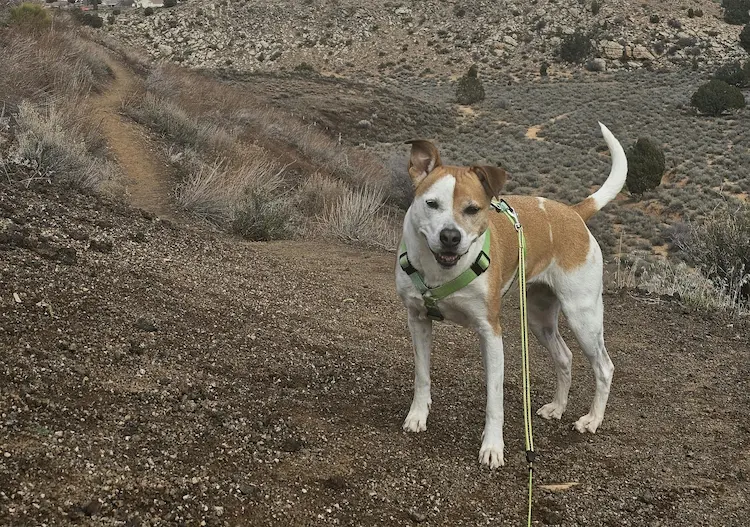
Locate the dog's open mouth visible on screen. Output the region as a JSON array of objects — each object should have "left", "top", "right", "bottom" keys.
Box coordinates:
[{"left": 433, "top": 251, "right": 461, "bottom": 268}]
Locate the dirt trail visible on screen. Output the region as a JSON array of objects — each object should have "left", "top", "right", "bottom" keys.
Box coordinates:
[{"left": 92, "top": 53, "right": 180, "bottom": 220}]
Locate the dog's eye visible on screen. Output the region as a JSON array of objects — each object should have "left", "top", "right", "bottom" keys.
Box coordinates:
[
  {"left": 464, "top": 205, "right": 481, "bottom": 215},
  {"left": 425, "top": 199, "right": 439, "bottom": 210}
]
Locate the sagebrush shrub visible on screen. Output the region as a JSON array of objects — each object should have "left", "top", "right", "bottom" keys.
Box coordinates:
[
  {"left": 9, "top": 2, "right": 51, "bottom": 32},
  {"left": 164, "top": 0, "right": 177, "bottom": 7},
  {"left": 232, "top": 190, "right": 298, "bottom": 241},
  {"left": 690, "top": 80, "right": 746, "bottom": 116},
  {"left": 675, "top": 205, "right": 750, "bottom": 302},
  {"left": 559, "top": 31, "right": 591, "bottom": 63},
  {"left": 626, "top": 138, "right": 665, "bottom": 195},
  {"left": 455, "top": 64, "right": 485, "bottom": 105},
  {"left": 722, "top": 0, "right": 750, "bottom": 24}
]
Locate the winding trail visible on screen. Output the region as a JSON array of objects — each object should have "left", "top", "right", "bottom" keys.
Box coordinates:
[{"left": 91, "top": 53, "right": 180, "bottom": 220}]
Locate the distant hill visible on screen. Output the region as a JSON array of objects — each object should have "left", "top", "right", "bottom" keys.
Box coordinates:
[{"left": 103, "top": 0, "right": 748, "bottom": 77}]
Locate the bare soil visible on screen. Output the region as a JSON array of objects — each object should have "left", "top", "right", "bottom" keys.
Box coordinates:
[
  {"left": 90, "top": 54, "right": 181, "bottom": 222},
  {"left": 1, "top": 55, "right": 749, "bottom": 527}
]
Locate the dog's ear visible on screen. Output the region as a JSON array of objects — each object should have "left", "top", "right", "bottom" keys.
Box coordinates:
[
  {"left": 471, "top": 165, "right": 507, "bottom": 199},
  {"left": 405, "top": 139, "right": 442, "bottom": 188}
]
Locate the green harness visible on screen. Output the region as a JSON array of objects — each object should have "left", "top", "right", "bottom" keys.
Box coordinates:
[
  {"left": 399, "top": 198, "right": 536, "bottom": 527},
  {"left": 398, "top": 230, "right": 491, "bottom": 321}
]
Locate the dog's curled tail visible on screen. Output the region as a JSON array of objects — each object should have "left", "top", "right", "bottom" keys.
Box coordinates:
[{"left": 573, "top": 122, "right": 628, "bottom": 222}]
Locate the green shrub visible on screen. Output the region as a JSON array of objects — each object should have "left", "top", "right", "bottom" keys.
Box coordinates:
[
  {"left": 713, "top": 61, "right": 750, "bottom": 88},
  {"left": 455, "top": 64, "right": 485, "bottom": 105},
  {"left": 741, "top": 24, "right": 750, "bottom": 52},
  {"left": 626, "top": 138, "right": 665, "bottom": 195},
  {"left": 722, "top": 0, "right": 750, "bottom": 24},
  {"left": 9, "top": 2, "right": 52, "bottom": 32},
  {"left": 591, "top": 1, "right": 601, "bottom": 15},
  {"left": 649, "top": 14, "right": 660, "bottom": 23},
  {"left": 144, "top": 6, "right": 154, "bottom": 16},
  {"left": 690, "top": 80, "right": 746, "bottom": 116},
  {"left": 72, "top": 9, "right": 104, "bottom": 28},
  {"left": 540, "top": 61, "right": 549, "bottom": 76},
  {"left": 559, "top": 31, "right": 592, "bottom": 63},
  {"left": 675, "top": 205, "right": 750, "bottom": 302},
  {"left": 164, "top": 0, "right": 177, "bottom": 7},
  {"left": 232, "top": 190, "right": 297, "bottom": 241}
]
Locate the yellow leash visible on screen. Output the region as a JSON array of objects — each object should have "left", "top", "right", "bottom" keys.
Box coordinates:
[{"left": 492, "top": 199, "right": 535, "bottom": 527}]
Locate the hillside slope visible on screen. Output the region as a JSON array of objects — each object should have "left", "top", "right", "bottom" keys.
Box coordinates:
[
  {"left": 1, "top": 129, "right": 749, "bottom": 527},
  {"left": 104, "top": 0, "right": 749, "bottom": 77}
]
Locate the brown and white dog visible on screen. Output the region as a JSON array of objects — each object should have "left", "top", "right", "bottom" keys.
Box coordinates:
[{"left": 395, "top": 123, "right": 627, "bottom": 468}]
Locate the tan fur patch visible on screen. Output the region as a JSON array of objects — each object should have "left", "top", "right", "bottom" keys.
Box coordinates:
[
  {"left": 572, "top": 196, "right": 598, "bottom": 222},
  {"left": 451, "top": 168, "right": 491, "bottom": 237},
  {"left": 482, "top": 196, "right": 592, "bottom": 333}
]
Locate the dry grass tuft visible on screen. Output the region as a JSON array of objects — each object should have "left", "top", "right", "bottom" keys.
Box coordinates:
[
  {"left": 125, "top": 93, "right": 237, "bottom": 156},
  {"left": 6, "top": 100, "right": 116, "bottom": 189},
  {"left": 319, "top": 186, "right": 401, "bottom": 250}
]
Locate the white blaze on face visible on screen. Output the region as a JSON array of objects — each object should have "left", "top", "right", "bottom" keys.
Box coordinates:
[{"left": 412, "top": 175, "right": 475, "bottom": 255}]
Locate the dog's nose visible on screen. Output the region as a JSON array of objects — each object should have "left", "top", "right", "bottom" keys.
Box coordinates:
[{"left": 439, "top": 228, "right": 462, "bottom": 249}]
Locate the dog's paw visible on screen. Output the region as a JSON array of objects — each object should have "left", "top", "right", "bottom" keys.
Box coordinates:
[
  {"left": 573, "top": 413, "right": 603, "bottom": 434},
  {"left": 403, "top": 410, "right": 428, "bottom": 432},
  {"left": 478, "top": 442, "right": 505, "bottom": 469},
  {"left": 537, "top": 402, "right": 566, "bottom": 420}
]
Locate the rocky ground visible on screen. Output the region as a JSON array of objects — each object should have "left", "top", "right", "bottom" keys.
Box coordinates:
[
  {"left": 100, "top": 0, "right": 749, "bottom": 78},
  {"left": 1, "top": 166, "right": 749, "bottom": 526}
]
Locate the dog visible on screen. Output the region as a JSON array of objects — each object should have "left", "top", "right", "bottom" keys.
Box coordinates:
[{"left": 395, "top": 123, "right": 627, "bottom": 468}]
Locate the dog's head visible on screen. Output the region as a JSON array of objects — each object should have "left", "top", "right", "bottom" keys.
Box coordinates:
[{"left": 406, "top": 140, "right": 507, "bottom": 268}]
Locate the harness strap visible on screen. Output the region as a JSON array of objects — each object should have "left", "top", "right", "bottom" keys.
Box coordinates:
[{"left": 398, "top": 230, "right": 491, "bottom": 320}]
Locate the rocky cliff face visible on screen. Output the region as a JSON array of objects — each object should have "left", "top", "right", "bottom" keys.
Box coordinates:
[{"left": 106, "top": 0, "right": 747, "bottom": 77}]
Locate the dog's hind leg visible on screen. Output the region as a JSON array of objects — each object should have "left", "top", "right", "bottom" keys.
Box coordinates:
[
  {"left": 403, "top": 309, "right": 433, "bottom": 433},
  {"left": 527, "top": 284, "right": 572, "bottom": 420},
  {"left": 560, "top": 282, "right": 614, "bottom": 434}
]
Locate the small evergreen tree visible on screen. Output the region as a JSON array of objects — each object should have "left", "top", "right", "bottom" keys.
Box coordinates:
[
  {"left": 722, "top": 0, "right": 750, "bottom": 24},
  {"left": 559, "top": 31, "right": 592, "bottom": 63},
  {"left": 691, "top": 80, "right": 746, "bottom": 116},
  {"left": 740, "top": 23, "right": 750, "bottom": 52},
  {"left": 713, "top": 61, "right": 750, "bottom": 88},
  {"left": 455, "top": 64, "right": 485, "bottom": 105},
  {"left": 626, "top": 138, "right": 665, "bottom": 195}
]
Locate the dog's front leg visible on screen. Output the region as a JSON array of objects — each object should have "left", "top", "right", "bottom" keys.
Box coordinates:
[
  {"left": 478, "top": 326, "right": 505, "bottom": 468},
  {"left": 403, "top": 309, "right": 432, "bottom": 432}
]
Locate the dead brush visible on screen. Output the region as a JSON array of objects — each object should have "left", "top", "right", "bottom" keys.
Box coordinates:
[
  {"left": 0, "top": 28, "right": 112, "bottom": 102},
  {"left": 12, "top": 99, "right": 117, "bottom": 188},
  {"left": 319, "top": 185, "right": 401, "bottom": 250},
  {"left": 124, "top": 93, "right": 237, "bottom": 155}
]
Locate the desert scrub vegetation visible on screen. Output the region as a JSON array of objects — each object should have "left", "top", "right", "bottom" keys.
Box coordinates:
[
  {"left": 626, "top": 138, "right": 665, "bottom": 195},
  {"left": 690, "top": 80, "right": 746, "bottom": 116},
  {"left": 615, "top": 258, "right": 748, "bottom": 315},
  {"left": 713, "top": 61, "right": 750, "bottom": 88},
  {"left": 7, "top": 2, "right": 51, "bottom": 33},
  {"left": 674, "top": 204, "right": 750, "bottom": 304},
  {"left": 455, "top": 64, "right": 485, "bottom": 105},
  {"left": 741, "top": 24, "right": 750, "bottom": 53},
  {"left": 128, "top": 65, "right": 401, "bottom": 247},
  {"left": 4, "top": 100, "right": 117, "bottom": 188},
  {"left": 559, "top": 31, "right": 592, "bottom": 63},
  {"left": 722, "top": 0, "right": 750, "bottom": 24},
  {"left": 0, "top": 8, "right": 116, "bottom": 189}
]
